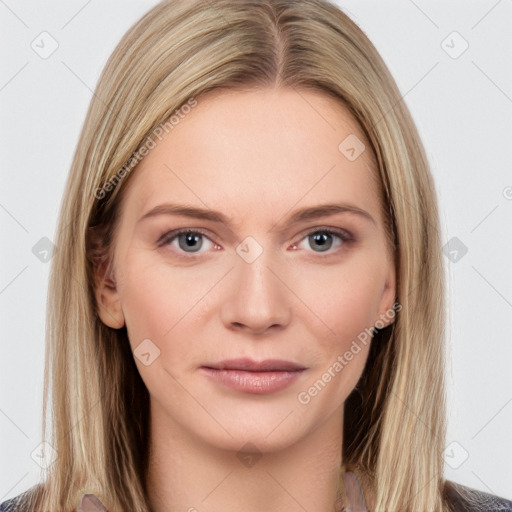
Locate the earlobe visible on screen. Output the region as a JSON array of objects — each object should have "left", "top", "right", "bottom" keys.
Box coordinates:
[{"left": 94, "top": 262, "right": 125, "bottom": 329}]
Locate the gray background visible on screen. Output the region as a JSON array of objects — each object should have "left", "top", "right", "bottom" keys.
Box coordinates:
[{"left": 1, "top": 0, "right": 511, "bottom": 503}]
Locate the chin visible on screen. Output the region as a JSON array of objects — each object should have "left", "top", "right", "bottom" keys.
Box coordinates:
[
  {"left": 199, "top": 426, "right": 305, "bottom": 455},
  {"left": 184, "top": 402, "right": 323, "bottom": 455}
]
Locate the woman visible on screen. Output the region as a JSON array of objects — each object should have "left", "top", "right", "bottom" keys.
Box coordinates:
[{"left": 1, "top": 0, "right": 510, "bottom": 511}]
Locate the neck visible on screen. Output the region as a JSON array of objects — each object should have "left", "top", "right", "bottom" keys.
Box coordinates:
[{"left": 146, "top": 401, "right": 345, "bottom": 512}]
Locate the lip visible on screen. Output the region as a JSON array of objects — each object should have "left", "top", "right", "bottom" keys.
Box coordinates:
[
  {"left": 205, "top": 358, "right": 306, "bottom": 372},
  {"left": 200, "top": 358, "right": 307, "bottom": 394}
]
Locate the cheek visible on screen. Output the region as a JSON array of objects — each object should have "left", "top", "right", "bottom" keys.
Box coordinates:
[
  {"left": 292, "top": 257, "right": 386, "bottom": 344},
  {"left": 114, "top": 254, "right": 217, "bottom": 399},
  {"left": 115, "top": 250, "right": 223, "bottom": 350},
  {"left": 292, "top": 258, "right": 385, "bottom": 398},
  {"left": 117, "top": 264, "right": 175, "bottom": 346}
]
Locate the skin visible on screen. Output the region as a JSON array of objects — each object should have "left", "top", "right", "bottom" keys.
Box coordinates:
[{"left": 95, "top": 87, "right": 395, "bottom": 512}]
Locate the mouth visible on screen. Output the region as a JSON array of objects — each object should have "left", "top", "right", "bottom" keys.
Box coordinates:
[{"left": 200, "top": 358, "right": 307, "bottom": 394}]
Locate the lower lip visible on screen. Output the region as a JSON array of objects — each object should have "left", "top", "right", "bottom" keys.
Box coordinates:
[{"left": 200, "top": 367, "right": 305, "bottom": 394}]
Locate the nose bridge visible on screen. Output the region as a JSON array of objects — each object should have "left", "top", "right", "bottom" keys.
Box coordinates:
[{"left": 237, "top": 239, "right": 277, "bottom": 295}]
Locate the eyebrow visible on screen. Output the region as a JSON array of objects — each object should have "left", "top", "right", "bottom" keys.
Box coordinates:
[{"left": 137, "top": 202, "right": 376, "bottom": 231}]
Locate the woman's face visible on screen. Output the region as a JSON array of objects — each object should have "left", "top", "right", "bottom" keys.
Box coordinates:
[{"left": 96, "top": 87, "right": 396, "bottom": 453}]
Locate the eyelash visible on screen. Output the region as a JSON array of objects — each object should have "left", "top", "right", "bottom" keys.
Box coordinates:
[{"left": 156, "top": 226, "right": 354, "bottom": 258}]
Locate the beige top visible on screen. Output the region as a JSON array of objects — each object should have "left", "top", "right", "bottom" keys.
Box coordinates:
[
  {"left": 77, "top": 494, "right": 106, "bottom": 512},
  {"left": 341, "top": 470, "right": 370, "bottom": 512}
]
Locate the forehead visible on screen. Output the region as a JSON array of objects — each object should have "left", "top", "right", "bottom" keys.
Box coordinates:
[{"left": 119, "top": 87, "right": 382, "bottom": 227}]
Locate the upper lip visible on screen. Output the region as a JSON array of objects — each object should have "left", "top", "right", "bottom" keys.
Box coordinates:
[{"left": 203, "top": 358, "right": 306, "bottom": 372}]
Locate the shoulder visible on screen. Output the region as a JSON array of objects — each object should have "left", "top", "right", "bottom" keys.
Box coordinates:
[
  {"left": 0, "top": 485, "right": 42, "bottom": 512},
  {"left": 444, "top": 479, "right": 512, "bottom": 512},
  {"left": 2, "top": 481, "right": 512, "bottom": 512},
  {"left": 0, "top": 494, "right": 24, "bottom": 512}
]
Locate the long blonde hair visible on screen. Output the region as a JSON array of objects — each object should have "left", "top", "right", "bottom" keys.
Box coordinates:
[{"left": 19, "top": 0, "right": 452, "bottom": 510}]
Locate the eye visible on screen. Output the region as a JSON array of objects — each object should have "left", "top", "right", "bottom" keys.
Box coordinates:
[
  {"left": 157, "top": 226, "right": 353, "bottom": 257},
  {"left": 157, "top": 229, "right": 218, "bottom": 254},
  {"left": 292, "top": 227, "right": 353, "bottom": 254}
]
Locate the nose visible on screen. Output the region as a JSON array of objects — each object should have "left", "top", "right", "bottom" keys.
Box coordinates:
[{"left": 219, "top": 247, "right": 291, "bottom": 336}]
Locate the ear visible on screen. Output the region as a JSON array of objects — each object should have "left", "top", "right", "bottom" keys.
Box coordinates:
[
  {"left": 374, "top": 258, "right": 398, "bottom": 329},
  {"left": 93, "top": 258, "right": 125, "bottom": 329}
]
